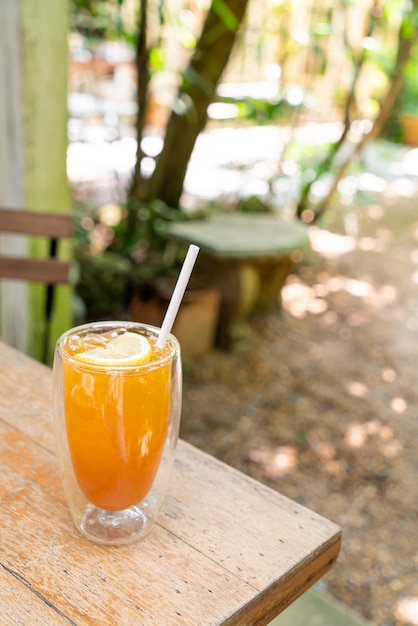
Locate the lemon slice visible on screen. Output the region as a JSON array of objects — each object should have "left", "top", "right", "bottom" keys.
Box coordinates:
[{"left": 75, "top": 332, "right": 152, "bottom": 366}]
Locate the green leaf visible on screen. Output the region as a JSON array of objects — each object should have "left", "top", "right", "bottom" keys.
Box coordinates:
[
  {"left": 212, "top": 0, "right": 240, "bottom": 33},
  {"left": 297, "top": 431, "right": 309, "bottom": 444}
]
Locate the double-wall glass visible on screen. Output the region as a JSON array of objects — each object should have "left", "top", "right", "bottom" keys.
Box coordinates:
[{"left": 53, "top": 321, "right": 182, "bottom": 545}]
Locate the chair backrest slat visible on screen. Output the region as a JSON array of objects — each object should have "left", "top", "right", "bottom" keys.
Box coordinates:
[
  {"left": 0, "top": 208, "right": 73, "bottom": 238},
  {"left": 0, "top": 257, "right": 70, "bottom": 284},
  {"left": 0, "top": 207, "right": 72, "bottom": 284}
]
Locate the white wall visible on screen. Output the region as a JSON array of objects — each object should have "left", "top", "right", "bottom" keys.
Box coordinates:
[{"left": 0, "top": 1, "right": 27, "bottom": 353}]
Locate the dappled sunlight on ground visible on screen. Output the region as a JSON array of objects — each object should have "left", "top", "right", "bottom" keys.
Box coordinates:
[
  {"left": 248, "top": 410, "right": 404, "bottom": 487},
  {"left": 308, "top": 228, "right": 356, "bottom": 258},
  {"left": 344, "top": 420, "right": 402, "bottom": 458},
  {"left": 280, "top": 280, "right": 329, "bottom": 317},
  {"left": 181, "top": 192, "right": 418, "bottom": 626},
  {"left": 346, "top": 381, "right": 368, "bottom": 397},
  {"left": 395, "top": 597, "right": 418, "bottom": 626},
  {"left": 247, "top": 445, "right": 298, "bottom": 477},
  {"left": 282, "top": 269, "right": 398, "bottom": 320}
]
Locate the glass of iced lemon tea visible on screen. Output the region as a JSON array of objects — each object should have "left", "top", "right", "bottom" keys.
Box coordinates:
[{"left": 52, "top": 321, "right": 182, "bottom": 545}]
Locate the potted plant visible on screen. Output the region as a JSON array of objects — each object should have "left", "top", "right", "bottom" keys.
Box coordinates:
[
  {"left": 74, "top": 199, "right": 220, "bottom": 359},
  {"left": 399, "top": 45, "right": 418, "bottom": 145}
]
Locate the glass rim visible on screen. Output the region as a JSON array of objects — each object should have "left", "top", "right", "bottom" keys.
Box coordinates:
[{"left": 56, "top": 320, "right": 180, "bottom": 371}]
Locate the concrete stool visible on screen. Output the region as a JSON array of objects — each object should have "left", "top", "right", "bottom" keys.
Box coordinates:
[{"left": 166, "top": 213, "right": 309, "bottom": 348}]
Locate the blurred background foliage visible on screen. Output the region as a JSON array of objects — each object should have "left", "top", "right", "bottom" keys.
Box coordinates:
[{"left": 68, "top": 0, "right": 418, "bottom": 317}]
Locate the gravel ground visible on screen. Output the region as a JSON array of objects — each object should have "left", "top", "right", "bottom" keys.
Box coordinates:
[{"left": 180, "top": 196, "right": 418, "bottom": 626}]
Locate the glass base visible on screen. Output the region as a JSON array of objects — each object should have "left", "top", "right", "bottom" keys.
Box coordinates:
[{"left": 79, "top": 504, "right": 152, "bottom": 545}]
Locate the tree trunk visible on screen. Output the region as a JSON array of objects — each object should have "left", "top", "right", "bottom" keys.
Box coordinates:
[
  {"left": 130, "top": 0, "right": 149, "bottom": 204},
  {"left": 143, "top": 0, "right": 250, "bottom": 208},
  {"left": 297, "top": 0, "right": 418, "bottom": 222},
  {"left": 311, "top": 27, "right": 418, "bottom": 223}
]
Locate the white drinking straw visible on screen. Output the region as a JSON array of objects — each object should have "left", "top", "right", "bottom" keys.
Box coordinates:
[{"left": 156, "top": 244, "right": 200, "bottom": 348}]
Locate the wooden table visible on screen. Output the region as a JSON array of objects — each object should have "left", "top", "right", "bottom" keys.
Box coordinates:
[{"left": 0, "top": 340, "right": 341, "bottom": 625}]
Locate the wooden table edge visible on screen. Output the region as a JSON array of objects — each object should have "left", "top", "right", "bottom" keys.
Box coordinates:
[{"left": 223, "top": 530, "right": 342, "bottom": 626}]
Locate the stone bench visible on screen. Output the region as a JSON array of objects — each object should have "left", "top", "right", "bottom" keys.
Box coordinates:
[{"left": 166, "top": 213, "right": 310, "bottom": 349}]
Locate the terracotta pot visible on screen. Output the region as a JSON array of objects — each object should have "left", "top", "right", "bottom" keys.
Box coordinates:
[
  {"left": 400, "top": 113, "right": 418, "bottom": 146},
  {"left": 128, "top": 279, "right": 220, "bottom": 359}
]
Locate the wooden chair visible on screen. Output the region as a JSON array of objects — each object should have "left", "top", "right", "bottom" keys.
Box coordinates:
[{"left": 0, "top": 207, "right": 73, "bottom": 362}]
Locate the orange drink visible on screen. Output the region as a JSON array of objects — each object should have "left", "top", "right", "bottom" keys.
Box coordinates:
[
  {"left": 53, "top": 322, "right": 182, "bottom": 545},
  {"left": 62, "top": 332, "right": 172, "bottom": 511}
]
